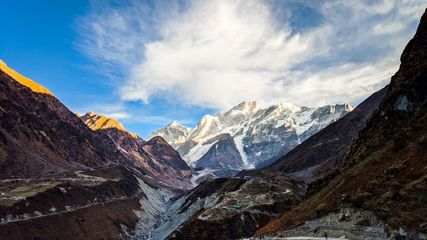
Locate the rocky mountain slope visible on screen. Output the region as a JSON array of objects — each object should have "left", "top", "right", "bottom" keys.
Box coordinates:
[{"left": 151, "top": 101, "right": 353, "bottom": 180}]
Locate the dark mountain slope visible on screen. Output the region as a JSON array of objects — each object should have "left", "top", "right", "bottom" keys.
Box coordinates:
[
  {"left": 142, "top": 136, "right": 191, "bottom": 174},
  {"left": 258, "top": 9, "right": 427, "bottom": 236}
]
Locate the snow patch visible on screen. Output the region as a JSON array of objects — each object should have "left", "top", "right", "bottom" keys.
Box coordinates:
[{"left": 233, "top": 132, "right": 253, "bottom": 169}]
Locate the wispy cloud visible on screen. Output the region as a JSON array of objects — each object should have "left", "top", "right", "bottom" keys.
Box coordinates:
[
  {"left": 74, "top": 101, "right": 194, "bottom": 127},
  {"left": 76, "top": 0, "right": 424, "bottom": 109}
]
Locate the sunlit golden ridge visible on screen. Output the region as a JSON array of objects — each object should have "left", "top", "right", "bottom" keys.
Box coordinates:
[{"left": 0, "top": 60, "right": 53, "bottom": 96}]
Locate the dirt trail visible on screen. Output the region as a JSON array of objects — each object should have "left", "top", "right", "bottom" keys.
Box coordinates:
[{"left": 0, "top": 195, "right": 136, "bottom": 225}]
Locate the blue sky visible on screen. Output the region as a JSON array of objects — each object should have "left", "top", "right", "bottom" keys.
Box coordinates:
[{"left": 0, "top": 0, "right": 424, "bottom": 138}]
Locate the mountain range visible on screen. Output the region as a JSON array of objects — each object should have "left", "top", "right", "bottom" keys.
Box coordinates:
[{"left": 150, "top": 101, "right": 352, "bottom": 181}]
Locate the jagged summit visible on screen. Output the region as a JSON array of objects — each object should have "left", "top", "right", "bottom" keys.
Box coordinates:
[
  {"left": 148, "top": 120, "right": 192, "bottom": 148},
  {"left": 0, "top": 60, "right": 52, "bottom": 96},
  {"left": 229, "top": 101, "right": 259, "bottom": 113},
  {"left": 269, "top": 102, "right": 301, "bottom": 115},
  {"left": 81, "top": 112, "right": 126, "bottom": 131}
]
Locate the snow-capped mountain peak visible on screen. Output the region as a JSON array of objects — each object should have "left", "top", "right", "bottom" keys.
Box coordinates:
[
  {"left": 149, "top": 121, "right": 192, "bottom": 148},
  {"left": 187, "top": 114, "right": 219, "bottom": 141},
  {"left": 150, "top": 101, "right": 353, "bottom": 182},
  {"left": 168, "top": 120, "right": 180, "bottom": 127}
]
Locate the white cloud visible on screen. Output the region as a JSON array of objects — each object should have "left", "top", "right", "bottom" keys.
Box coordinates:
[
  {"left": 77, "top": 0, "right": 425, "bottom": 109},
  {"left": 283, "top": 59, "right": 399, "bottom": 106}
]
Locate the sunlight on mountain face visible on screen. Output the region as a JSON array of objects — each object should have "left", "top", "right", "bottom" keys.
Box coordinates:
[
  {"left": 0, "top": 60, "right": 52, "bottom": 96},
  {"left": 80, "top": 111, "right": 140, "bottom": 139},
  {"left": 81, "top": 111, "right": 126, "bottom": 131}
]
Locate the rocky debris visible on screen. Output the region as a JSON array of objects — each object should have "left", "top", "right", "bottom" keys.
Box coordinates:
[{"left": 274, "top": 208, "right": 390, "bottom": 240}]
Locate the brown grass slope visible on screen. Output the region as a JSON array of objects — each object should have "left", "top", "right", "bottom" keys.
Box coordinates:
[{"left": 258, "top": 9, "right": 427, "bottom": 235}]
